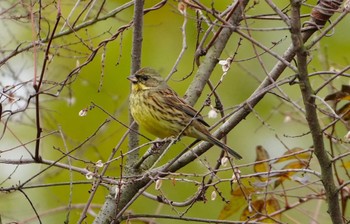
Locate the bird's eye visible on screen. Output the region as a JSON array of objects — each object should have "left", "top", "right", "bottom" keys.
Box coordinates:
[{"left": 141, "top": 75, "right": 149, "bottom": 81}]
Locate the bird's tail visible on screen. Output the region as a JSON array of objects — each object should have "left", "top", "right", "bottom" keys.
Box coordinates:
[
  {"left": 207, "top": 134, "right": 242, "bottom": 159},
  {"left": 193, "top": 128, "right": 242, "bottom": 159}
]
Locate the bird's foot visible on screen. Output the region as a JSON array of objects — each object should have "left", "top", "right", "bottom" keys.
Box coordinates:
[
  {"left": 151, "top": 137, "right": 179, "bottom": 152},
  {"left": 166, "top": 136, "right": 181, "bottom": 144},
  {"left": 151, "top": 139, "right": 169, "bottom": 153}
]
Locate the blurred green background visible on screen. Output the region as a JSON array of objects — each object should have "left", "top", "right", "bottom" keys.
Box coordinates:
[{"left": 1, "top": 0, "right": 349, "bottom": 223}]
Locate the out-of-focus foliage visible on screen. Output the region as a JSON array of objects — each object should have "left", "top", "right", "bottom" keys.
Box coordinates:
[{"left": 0, "top": 0, "right": 349, "bottom": 223}]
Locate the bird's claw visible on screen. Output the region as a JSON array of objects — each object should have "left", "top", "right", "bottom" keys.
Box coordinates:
[{"left": 151, "top": 137, "right": 179, "bottom": 152}]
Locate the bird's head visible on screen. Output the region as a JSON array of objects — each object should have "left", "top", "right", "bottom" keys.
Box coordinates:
[{"left": 127, "top": 67, "right": 166, "bottom": 91}]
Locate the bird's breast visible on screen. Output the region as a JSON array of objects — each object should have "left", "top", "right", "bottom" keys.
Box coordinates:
[{"left": 130, "top": 91, "right": 181, "bottom": 138}]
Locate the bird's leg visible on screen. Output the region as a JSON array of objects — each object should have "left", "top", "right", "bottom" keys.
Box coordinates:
[
  {"left": 165, "top": 136, "right": 181, "bottom": 144},
  {"left": 152, "top": 138, "right": 170, "bottom": 152},
  {"left": 152, "top": 137, "right": 179, "bottom": 149},
  {"left": 153, "top": 140, "right": 165, "bottom": 149}
]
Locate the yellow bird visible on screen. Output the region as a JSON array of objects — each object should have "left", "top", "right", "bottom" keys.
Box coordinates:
[{"left": 128, "top": 67, "right": 242, "bottom": 159}]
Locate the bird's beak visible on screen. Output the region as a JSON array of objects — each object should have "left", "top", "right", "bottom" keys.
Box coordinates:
[{"left": 127, "top": 75, "right": 138, "bottom": 83}]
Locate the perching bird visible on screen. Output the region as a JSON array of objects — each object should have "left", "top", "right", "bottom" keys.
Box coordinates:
[{"left": 127, "top": 67, "right": 242, "bottom": 159}]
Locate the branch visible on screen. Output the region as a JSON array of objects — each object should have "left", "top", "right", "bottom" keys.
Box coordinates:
[
  {"left": 0, "top": 1, "right": 135, "bottom": 67},
  {"left": 33, "top": 4, "right": 61, "bottom": 162},
  {"left": 149, "top": 0, "right": 347, "bottom": 188},
  {"left": 93, "top": 0, "right": 146, "bottom": 223},
  {"left": 91, "top": 1, "right": 250, "bottom": 223},
  {"left": 290, "top": 0, "right": 343, "bottom": 223},
  {"left": 127, "top": 0, "right": 144, "bottom": 166},
  {"left": 184, "top": 0, "right": 249, "bottom": 106}
]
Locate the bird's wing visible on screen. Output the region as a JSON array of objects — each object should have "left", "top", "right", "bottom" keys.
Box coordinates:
[{"left": 161, "top": 88, "right": 210, "bottom": 127}]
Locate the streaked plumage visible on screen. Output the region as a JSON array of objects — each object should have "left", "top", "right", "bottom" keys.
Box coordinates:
[{"left": 128, "top": 67, "right": 242, "bottom": 159}]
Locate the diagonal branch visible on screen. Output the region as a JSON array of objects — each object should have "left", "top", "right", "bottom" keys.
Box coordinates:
[
  {"left": 290, "top": 0, "right": 343, "bottom": 223},
  {"left": 162, "top": 0, "right": 346, "bottom": 182}
]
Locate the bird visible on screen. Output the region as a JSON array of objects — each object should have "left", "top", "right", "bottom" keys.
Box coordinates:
[{"left": 127, "top": 67, "right": 242, "bottom": 159}]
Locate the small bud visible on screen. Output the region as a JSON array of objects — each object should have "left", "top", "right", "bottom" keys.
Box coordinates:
[
  {"left": 85, "top": 171, "right": 93, "bottom": 180},
  {"left": 211, "top": 190, "right": 217, "bottom": 201},
  {"left": 248, "top": 203, "right": 252, "bottom": 213},
  {"left": 79, "top": 108, "right": 88, "bottom": 117},
  {"left": 155, "top": 179, "right": 162, "bottom": 190},
  {"left": 231, "top": 173, "right": 237, "bottom": 183},
  {"left": 219, "top": 57, "right": 233, "bottom": 73},
  {"left": 221, "top": 156, "right": 229, "bottom": 167},
  {"left": 218, "top": 60, "right": 230, "bottom": 72},
  {"left": 247, "top": 194, "right": 252, "bottom": 212},
  {"left": 208, "top": 109, "right": 218, "bottom": 119},
  {"left": 178, "top": 2, "right": 186, "bottom": 14},
  {"left": 283, "top": 115, "right": 292, "bottom": 123},
  {"left": 232, "top": 168, "right": 241, "bottom": 182},
  {"left": 114, "top": 186, "right": 120, "bottom": 199},
  {"left": 95, "top": 160, "right": 104, "bottom": 168}
]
